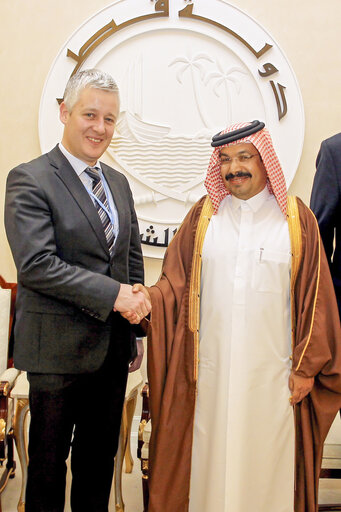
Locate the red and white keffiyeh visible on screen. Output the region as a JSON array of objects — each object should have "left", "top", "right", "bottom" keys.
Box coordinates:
[{"left": 204, "top": 122, "right": 288, "bottom": 216}]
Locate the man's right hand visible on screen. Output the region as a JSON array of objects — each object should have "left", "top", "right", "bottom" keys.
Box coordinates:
[
  {"left": 113, "top": 283, "right": 151, "bottom": 324},
  {"left": 120, "top": 284, "right": 151, "bottom": 324},
  {"left": 132, "top": 283, "right": 151, "bottom": 301}
]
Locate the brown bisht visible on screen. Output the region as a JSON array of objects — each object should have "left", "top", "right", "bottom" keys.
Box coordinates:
[{"left": 146, "top": 195, "right": 341, "bottom": 512}]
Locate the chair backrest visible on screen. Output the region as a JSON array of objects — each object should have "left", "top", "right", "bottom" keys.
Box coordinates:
[{"left": 0, "top": 276, "right": 17, "bottom": 372}]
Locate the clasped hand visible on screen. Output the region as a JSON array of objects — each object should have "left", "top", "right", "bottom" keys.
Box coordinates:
[{"left": 113, "top": 283, "right": 151, "bottom": 324}]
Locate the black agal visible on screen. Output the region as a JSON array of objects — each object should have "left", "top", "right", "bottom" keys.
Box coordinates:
[{"left": 211, "top": 120, "right": 265, "bottom": 147}]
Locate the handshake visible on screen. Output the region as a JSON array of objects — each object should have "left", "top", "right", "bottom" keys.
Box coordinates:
[{"left": 113, "top": 283, "right": 151, "bottom": 324}]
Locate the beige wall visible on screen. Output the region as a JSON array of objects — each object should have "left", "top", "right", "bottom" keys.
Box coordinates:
[{"left": 1, "top": 0, "right": 341, "bottom": 283}]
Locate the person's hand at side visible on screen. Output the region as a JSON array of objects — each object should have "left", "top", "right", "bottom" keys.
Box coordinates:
[
  {"left": 129, "top": 339, "right": 144, "bottom": 373},
  {"left": 289, "top": 372, "right": 314, "bottom": 406}
]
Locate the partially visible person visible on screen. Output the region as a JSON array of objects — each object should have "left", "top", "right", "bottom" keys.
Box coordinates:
[
  {"left": 128, "top": 121, "right": 341, "bottom": 512},
  {"left": 5, "top": 69, "right": 150, "bottom": 512},
  {"left": 310, "top": 132, "right": 341, "bottom": 317}
]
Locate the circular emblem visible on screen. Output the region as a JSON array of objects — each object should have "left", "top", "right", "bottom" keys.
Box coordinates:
[{"left": 39, "top": 0, "right": 304, "bottom": 258}]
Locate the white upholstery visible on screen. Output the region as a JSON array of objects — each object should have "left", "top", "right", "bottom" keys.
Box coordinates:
[
  {"left": 0, "top": 368, "right": 20, "bottom": 387},
  {"left": 0, "top": 288, "right": 11, "bottom": 374},
  {"left": 125, "top": 369, "right": 143, "bottom": 398},
  {"left": 9, "top": 371, "right": 28, "bottom": 399}
]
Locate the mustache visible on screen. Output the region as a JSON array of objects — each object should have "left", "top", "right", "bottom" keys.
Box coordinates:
[{"left": 225, "top": 171, "right": 252, "bottom": 181}]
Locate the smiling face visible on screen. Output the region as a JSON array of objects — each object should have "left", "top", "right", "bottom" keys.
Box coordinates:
[
  {"left": 220, "top": 142, "right": 268, "bottom": 200},
  {"left": 60, "top": 86, "right": 119, "bottom": 166}
]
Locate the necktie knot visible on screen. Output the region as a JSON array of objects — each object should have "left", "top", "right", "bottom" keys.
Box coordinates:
[{"left": 85, "top": 167, "right": 101, "bottom": 185}]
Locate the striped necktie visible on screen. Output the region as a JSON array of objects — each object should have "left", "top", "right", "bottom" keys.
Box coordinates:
[{"left": 85, "top": 167, "right": 115, "bottom": 254}]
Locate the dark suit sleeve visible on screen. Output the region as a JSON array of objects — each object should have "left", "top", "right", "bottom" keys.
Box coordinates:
[
  {"left": 127, "top": 185, "right": 144, "bottom": 286},
  {"left": 123, "top": 178, "right": 145, "bottom": 340},
  {"left": 310, "top": 140, "right": 341, "bottom": 265},
  {"left": 5, "top": 165, "right": 119, "bottom": 322}
]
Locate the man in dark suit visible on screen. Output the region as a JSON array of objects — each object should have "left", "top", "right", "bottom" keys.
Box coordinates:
[
  {"left": 5, "top": 68, "right": 150, "bottom": 512},
  {"left": 310, "top": 133, "right": 341, "bottom": 318}
]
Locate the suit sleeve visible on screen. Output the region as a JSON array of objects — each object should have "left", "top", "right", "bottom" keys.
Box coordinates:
[
  {"left": 122, "top": 175, "right": 145, "bottom": 339},
  {"left": 310, "top": 140, "right": 341, "bottom": 265},
  {"left": 5, "top": 165, "right": 119, "bottom": 322},
  {"left": 125, "top": 179, "right": 144, "bottom": 286}
]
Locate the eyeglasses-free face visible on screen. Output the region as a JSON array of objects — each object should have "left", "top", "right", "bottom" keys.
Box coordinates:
[{"left": 60, "top": 87, "right": 119, "bottom": 167}]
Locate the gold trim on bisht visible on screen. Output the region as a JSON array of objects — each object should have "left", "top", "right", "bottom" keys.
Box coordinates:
[
  {"left": 188, "top": 196, "right": 213, "bottom": 381},
  {"left": 287, "top": 196, "right": 303, "bottom": 354},
  {"left": 295, "top": 207, "right": 321, "bottom": 371}
]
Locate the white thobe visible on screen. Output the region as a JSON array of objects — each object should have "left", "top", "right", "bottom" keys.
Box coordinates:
[{"left": 189, "top": 187, "right": 295, "bottom": 512}]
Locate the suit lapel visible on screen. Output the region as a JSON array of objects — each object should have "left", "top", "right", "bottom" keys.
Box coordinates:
[{"left": 48, "top": 146, "right": 109, "bottom": 255}]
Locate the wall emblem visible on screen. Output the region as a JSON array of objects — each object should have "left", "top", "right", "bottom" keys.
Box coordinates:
[{"left": 39, "top": 0, "right": 304, "bottom": 258}]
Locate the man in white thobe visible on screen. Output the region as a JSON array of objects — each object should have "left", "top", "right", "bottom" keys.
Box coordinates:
[
  {"left": 126, "top": 121, "right": 341, "bottom": 512},
  {"left": 190, "top": 153, "right": 294, "bottom": 511}
]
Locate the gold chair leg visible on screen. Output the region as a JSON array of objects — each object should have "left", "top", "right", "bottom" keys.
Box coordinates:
[
  {"left": 124, "top": 390, "right": 138, "bottom": 474},
  {"left": 114, "top": 389, "right": 139, "bottom": 510},
  {"left": 13, "top": 398, "right": 29, "bottom": 512},
  {"left": 114, "top": 402, "right": 128, "bottom": 512}
]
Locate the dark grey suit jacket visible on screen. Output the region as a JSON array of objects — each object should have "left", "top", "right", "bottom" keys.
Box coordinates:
[
  {"left": 310, "top": 133, "right": 341, "bottom": 317},
  {"left": 5, "top": 145, "right": 144, "bottom": 374}
]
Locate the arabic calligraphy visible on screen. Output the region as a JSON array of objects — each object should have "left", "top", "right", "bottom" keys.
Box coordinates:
[
  {"left": 179, "top": 3, "right": 272, "bottom": 59},
  {"left": 179, "top": 3, "right": 288, "bottom": 122},
  {"left": 57, "top": 1, "right": 169, "bottom": 104},
  {"left": 179, "top": 3, "right": 288, "bottom": 121},
  {"left": 59, "top": 0, "right": 289, "bottom": 121},
  {"left": 140, "top": 226, "right": 177, "bottom": 247},
  {"left": 258, "top": 63, "right": 286, "bottom": 120},
  {"left": 269, "top": 81, "right": 287, "bottom": 120},
  {"left": 68, "top": 1, "right": 168, "bottom": 73},
  {"left": 258, "top": 63, "right": 278, "bottom": 77}
]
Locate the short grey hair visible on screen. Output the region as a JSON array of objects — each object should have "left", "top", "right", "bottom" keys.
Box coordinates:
[{"left": 63, "top": 69, "right": 120, "bottom": 111}]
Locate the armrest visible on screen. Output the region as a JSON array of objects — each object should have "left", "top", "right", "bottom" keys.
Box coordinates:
[
  {"left": 0, "top": 368, "right": 21, "bottom": 395},
  {"left": 125, "top": 369, "right": 143, "bottom": 399}
]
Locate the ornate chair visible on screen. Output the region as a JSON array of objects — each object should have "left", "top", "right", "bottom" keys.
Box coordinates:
[
  {"left": 114, "top": 368, "right": 144, "bottom": 512},
  {"left": 319, "top": 427, "right": 341, "bottom": 511},
  {"left": 11, "top": 371, "right": 143, "bottom": 512},
  {"left": 0, "top": 276, "right": 20, "bottom": 511},
  {"left": 137, "top": 383, "right": 151, "bottom": 512}
]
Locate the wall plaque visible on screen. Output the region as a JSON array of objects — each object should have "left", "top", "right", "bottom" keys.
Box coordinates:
[{"left": 39, "top": 0, "right": 304, "bottom": 257}]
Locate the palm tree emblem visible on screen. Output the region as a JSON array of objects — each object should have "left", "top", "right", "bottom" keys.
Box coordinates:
[
  {"left": 169, "top": 53, "right": 214, "bottom": 129},
  {"left": 170, "top": 53, "right": 247, "bottom": 127},
  {"left": 205, "top": 63, "right": 247, "bottom": 124}
]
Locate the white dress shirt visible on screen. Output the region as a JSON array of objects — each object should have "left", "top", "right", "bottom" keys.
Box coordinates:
[{"left": 59, "top": 143, "right": 119, "bottom": 241}]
